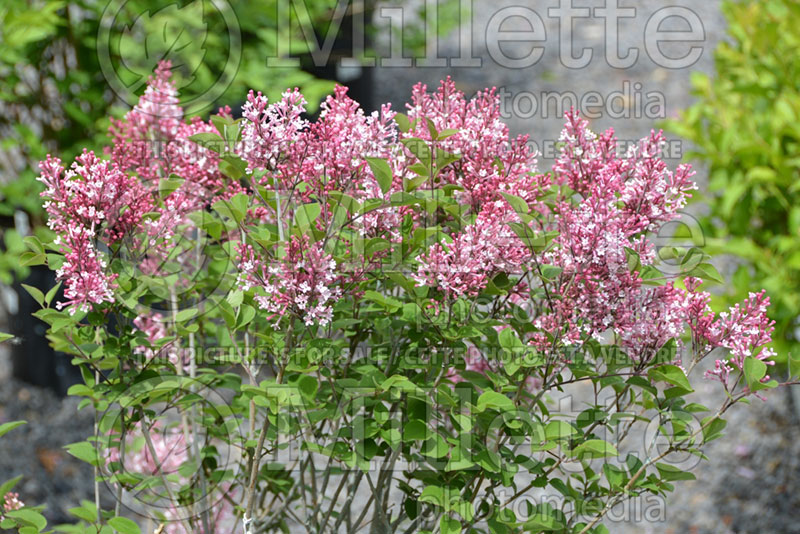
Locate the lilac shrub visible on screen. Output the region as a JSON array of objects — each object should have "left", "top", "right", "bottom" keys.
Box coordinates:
[{"left": 0, "top": 62, "right": 790, "bottom": 534}]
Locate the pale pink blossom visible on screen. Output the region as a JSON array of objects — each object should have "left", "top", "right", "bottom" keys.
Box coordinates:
[
  {"left": 0, "top": 492, "right": 23, "bottom": 521},
  {"left": 238, "top": 236, "right": 343, "bottom": 327}
]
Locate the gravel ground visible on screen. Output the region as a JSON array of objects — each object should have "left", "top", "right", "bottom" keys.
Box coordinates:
[
  {"left": 372, "top": 0, "right": 726, "bottom": 168},
  {"left": 609, "top": 368, "right": 800, "bottom": 534},
  {"left": 4, "top": 1, "right": 800, "bottom": 533},
  {"left": 0, "top": 368, "right": 100, "bottom": 525}
]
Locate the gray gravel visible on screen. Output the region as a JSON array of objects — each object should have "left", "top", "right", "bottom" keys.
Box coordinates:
[
  {"left": 608, "top": 368, "right": 800, "bottom": 534},
  {"left": 373, "top": 0, "right": 726, "bottom": 168},
  {"left": 0, "top": 373, "right": 99, "bottom": 525}
]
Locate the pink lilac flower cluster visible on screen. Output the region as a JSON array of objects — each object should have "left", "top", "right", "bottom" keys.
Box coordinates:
[
  {"left": 38, "top": 152, "right": 132, "bottom": 312},
  {"left": 40, "top": 62, "right": 776, "bottom": 390},
  {"left": 237, "top": 236, "right": 342, "bottom": 326},
  {"left": 412, "top": 108, "right": 773, "bottom": 386},
  {"left": 108, "top": 60, "right": 229, "bottom": 196},
  {"left": 107, "top": 421, "right": 188, "bottom": 478},
  {"left": 239, "top": 85, "right": 400, "bottom": 242},
  {"left": 533, "top": 114, "right": 699, "bottom": 359},
  {"left": 681, "top": 279, "right": 776, "bottom": 387},
  {"left": 0, "top": 492, "right": 23, "bottom": 521},
  {"left": 108, "top": 62, "right": 239, "bottom": 275},
  {"left": 38, "top": 61, "right": 232, "bottom": 313},
  {"left": 278, "top": 86, "right": 396, "bottom": 200},
  {"left": 235, "top": 86, "right": 399, "bottom": 323},
  {"left": 547, "top": 115, "right": 773, "bottom": 382},
  {"left": 239, "top": 88, "right": 308, "bottom": 172},
  {"left": 537, "top": 115, "right": 774, "bottom": 382},
  {"left": 403, "top": 80, "right": 543, "bottom": 299},
  {"left": 414, "top": 199, "right": 530, "bottom": 301},
  {"left": 402, "top": 78, "right": 539, "bottom": 210}
]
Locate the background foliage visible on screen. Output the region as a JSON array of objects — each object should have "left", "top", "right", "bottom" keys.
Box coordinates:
[{"left": 664, "top": 0, "right": 800, "bottom": 362}]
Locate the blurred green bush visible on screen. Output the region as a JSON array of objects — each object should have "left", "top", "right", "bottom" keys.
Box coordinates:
[{"left": 665, "top": 0, "right": 800, "bottom": 361}]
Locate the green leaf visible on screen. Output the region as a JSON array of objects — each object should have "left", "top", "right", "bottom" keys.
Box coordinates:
[
  {"left": 434, "top": 148, "right": 461, "bottom": 173},
  {"left": 401, "top": 137, "right": 432, "bottom": 166},
  {"left": 655, "top": 462, "right": 696, "bottom": 481},
  {"left": 476, "top": 391, "right": 515, "bottom": 413},
  {"left": 440, "top": 517, "right": 460, "bottom": 534},
  {"left": 65, "top": 441, "right": 100, "bottom": 467},
  {"left": 212, "top": 194, "right": 248, "bottom": 224},
  {"left": 603, "top": 463, "right": 626, "bottom": 489},
  {"left": 394, "top": 113, "right": 412, "bottom": 133},
  {"left": 507, "top": 222, "right": 548, "bottom": 251},
  {"left": 230, "top": 193, "right": 251, "bottom": 222},
  {"left": 236, "top": 304, "right": 256, "bottom": 328},
  {"left": 220, "top": 153, "right": 248, "bottom": 180},
  {"left": 328, "top": 191, "right": 361, "bottom": 215},
  {"left": 743, "top": 356, "right": 768, "bottom": 391},
  {"left": 572, "top": 439, "right": 619, "bottom": 460},
  {"left": 691, "top": 262, "right": 724, "bottom": 284},
  {"left": 789, "top": 353, "right": 800, "bottom": 380},
  {"left": 108, "top": 517, "right": 141, "bottom": 534},
  {"left": 539, "top": 264, "right": 562, "bottom": 280},
  {"left": 624, "top": 247, "right": 642, "bottom": 273},
  {"left": 648, "top": 364, "right": 693, "bottom": 392},
  {"left": 44, "top": 282, "right": 61, "bottom": 307},
  {"left": 701, "top": 416, "right": 727, "bottom": 442},
  {"left": 498, "top": 327, "right": 523, "bottom": 350},
  {"left": 6, "top": 509, "right": 46, "bottom": 531},
  {"left": 23, "top": 236, "right": 44, "bottom": 254},
  {"left": 218, "top": 119, "right": 241, "bottom": 149},
  {"left": 188, "top": 132, "right": 224, "bottom": 154},
  {"left": 19, "top": 251, "right": 46, "bottom": 267},
  {"left": 297, "top": 375, "right": 318, "bottom": 401},
  {"left": 380, "top": 375, "right": 421, "bottom": 393},
  {"left": 21, "top": 284, "right": 44, "bottom": 307},
  {"left": 68, "top": 504, "right": 97, "bottom": 523},
  {"left": 158, "top": 176, "right": 184, "bottom": 197},
  {"left": 0, "top": 332, "right": 14, "bottom": 343},
  {"left": 226, "top": 290, "right": 244, "bottom": 308},
  {"left": 522, "top": 512, "right": 564, "bottom": 531},
  {"left": 366, "top": 157, "right": 393, "bottom": 195},
  {"left": 500, "top": 192, "right": 529, "bottom": 215},
  {"left": 294, "top": 202, "right": 322, "bottom": 229},
  {"left": 403, "top": 420, "right": 427, "bottom": 442},
  {"left": 175, "top": 308, "right": 198, "bottom": 323},
  {"left": 363, "top": 290, "right": 402, "bottom": 312},
  {"left": 437, "top": 128, "right": 459, "bottom": 140},
  {"left": 545, "top": 420, "right": 579, "bottom": 441},
  {"left": 419, "top": 485, "right": 444, "bottom": 507},
  {"left": 0, "top": 421, "right": 26, "bottom": 438},
  {"left": 403, "top": 174, "right": 428, "bottom": 192}
]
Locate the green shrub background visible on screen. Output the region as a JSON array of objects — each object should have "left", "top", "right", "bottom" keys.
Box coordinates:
[{"left": 665, "top": 0, "right": 800, "bottom": 363}]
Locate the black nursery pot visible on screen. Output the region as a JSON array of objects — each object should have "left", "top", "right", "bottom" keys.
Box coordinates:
[
  {"left": 299, "top": 3, "right": 376, "bottom": 113},
  {"left": 11, "top": 264, "right": 81, "bottom": 396}
]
